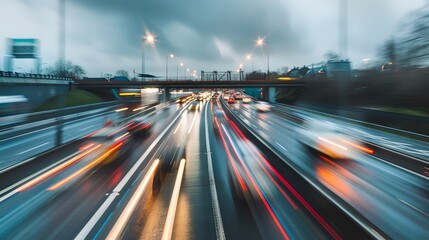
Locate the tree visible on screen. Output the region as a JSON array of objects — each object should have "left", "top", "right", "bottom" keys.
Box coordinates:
[
  {"left": 104, "top": 73, "right": 113, "bottom": 79},
  {"left": 46, "top": 60, "right": 86, "bottom": 79},
  {"left": 115, "top": 69, "right": 129, "bottom": 78},
  {"left": 324, "top": 51, "right": 340, "bottom": 61},
  {"left": 277, "top": 66, "right": 290, "bottom": 75},
  {"left": 379, "top": 38, "right": 397, "bottom": 64},
  {"left": 397, "top": 4, "right": 429, "bottom": 67}
]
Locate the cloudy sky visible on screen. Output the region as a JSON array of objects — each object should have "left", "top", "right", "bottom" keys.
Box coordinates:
[{"left": 0, "top": 0, "right": 426, "bottom": 77}]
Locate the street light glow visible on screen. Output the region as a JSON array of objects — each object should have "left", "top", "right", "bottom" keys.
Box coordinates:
[
  {"left": 145, "top": 33, "right": 155, "bottom": 44},
  {"left": 246, "top": 54, "right": 251, "bottom": 59},
  {"left": 170, "top": 54, "right": 174, "bottom": 58},
  {"left": 256, "top": 37, "right": 269, "bottom": 80}
]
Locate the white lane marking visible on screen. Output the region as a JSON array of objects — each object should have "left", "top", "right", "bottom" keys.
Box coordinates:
[
  {"left": 275, "top": 141, "right": 288, "bottom": 152},
  {"left": 78, "top": 125, "right": 95, "bottom": 132},
  {"left": 173, "top": 118, "right": 184, "bottom": 134},
  {"left": 204, "top": 101, "right": 226, "bottom": 240},
  {"left": 188, "top": 111, "right": 198, "bottom": 134},
  {"left": 75, "top": 193, "right": 118, "bottom": 240},
  {"left": 371, "top": 155, "right": 429, "bottom": 181},
  {"left": 0, "top": 125, "right": 55, "bottom": 143},
  {"left": 75, "top": 102, "right": 191, "bottom": 240},
  {"left": 0, "top": 151, "right": 81, "bottom": 203},
  {"left": 0, "top": 156, "right": 35, "bottom": 174},
  {"left": 161, "top": 159, "right": 186, "bottom": 240},
  {"left": 16, "top": 142, "right": 50, "bottom": 156},
  {"left": 106, "top": 160, "right": 159, "bottom": 239},
  {"left": 0, "top": 131, "right": 52, "bottom": 152},
  {"left": 398, "top": 198, "right": 429, "bottom": 218}
]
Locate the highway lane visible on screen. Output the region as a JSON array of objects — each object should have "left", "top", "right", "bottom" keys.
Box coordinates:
[
  {"left": 273, "top": 103, "right": 429, "bottom": 161},
  {"left": 225, "top": 98, "right": 429, "bottom": 239},
  {"left": 0, "top": 95, "right": 403, "bottom": 240},
  {"left": 120, "top": 98, "right": 336, "bottom": 239},
  {"left": 0, "top": 101, "right": 184, "bottom": 239},
  {"left": 0, "top": 103, "right": 155, "bottom": 172},
  {"left": 211, "top": 99, "right": 335, "bottom": 239},
  {"left": 0, "top": 112, "right": 118, "bottom": 172},
  {"left": 120, "top": 99, "right": 262, "bottom": 239}
]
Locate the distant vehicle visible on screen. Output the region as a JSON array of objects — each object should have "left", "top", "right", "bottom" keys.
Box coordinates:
[
  {"left": 254, "top": 101, "right": 271, "bottom": 112},
  {"left": 212, "top": 93, "right": 219, "bottom": 99},
  {"left": 227, "top": 97, "right": 235, "bottom": 103},
  {"left": 234, "top": 92, "right": 242, "bottom": 100},
  {"left": 141, "top": 88, "right": 160, "bottom": 105},
  {"left": 188, "top": 101, "right": 200, "bottom": 111},
  {"left": 197, "top": 95, "right": 204, "bottom": 101},
  {"left": 242, "top": 96, "right": 252, "bottom": 103},
  {"left": 223, "top": 94, "right": 230, "bottom": 100}
]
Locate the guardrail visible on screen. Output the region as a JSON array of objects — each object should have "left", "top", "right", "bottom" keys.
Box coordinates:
[
  {"left": 0, "top": 100, "right": 120, "bottom": 129},
  {"left": 0, "top": 71, "right": 72, "bottom": 81}
]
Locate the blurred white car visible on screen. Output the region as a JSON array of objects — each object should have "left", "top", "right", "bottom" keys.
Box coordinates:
[
  {"left": 242, "top": 96, "right": 252, "bottom": 103},
  {"left": 254, "top": 101, "right": 271, "bottom": 112},
  {"left": 298, "top": 119, "right": 361, "bottom": 160}
]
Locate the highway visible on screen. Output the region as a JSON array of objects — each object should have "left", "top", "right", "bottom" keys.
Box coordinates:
[
  {"left": 0, "top": 94, "right": 427, "bottom": 239},
  {"left": 224, "top": 97, "right": 429, "bottom": 239}
]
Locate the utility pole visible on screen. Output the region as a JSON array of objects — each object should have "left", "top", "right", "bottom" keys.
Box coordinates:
[
  {"left": 59, "top": 0, "right": 66, "bottom": 65},
  {"left": 339, "top": 0, "right": 348, "bottom": 59}
]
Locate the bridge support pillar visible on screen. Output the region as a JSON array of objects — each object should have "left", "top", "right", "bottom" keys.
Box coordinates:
[
  {"left": 268, "top": 87, "right": 276, "bottom": 103},
  {"left": 162, "top": 88, "right": 171, "bottom": 102},
  {"left": 261, "top": 87, "right": 277, "bottom": 102}
]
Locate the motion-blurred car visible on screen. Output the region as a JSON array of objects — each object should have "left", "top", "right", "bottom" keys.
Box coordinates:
[
  {"left": 242, "top": 96, "right": 252, "bottom": 103},
  {"left": 227, "top": 97, "right": 235, "bottom": 103},
  {"left": 234, "top": 92, "right": 243, "bottom": 100},
  {"left": 197, "top": 95, "right": 204, "bottom": 101},
  {"left": 298, "top": 119, "right": 361, "bottom": 160},
  {"left": 254, "top": 101, "right": 271, "bottom": 112},
  {"left": 127, "top": 120, "right": 153, "bottom": 137},
  {"left": 188, "top": 101, "right": 200, "bottom": 111}
]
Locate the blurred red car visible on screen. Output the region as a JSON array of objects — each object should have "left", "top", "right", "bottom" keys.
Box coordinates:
[
  {"left": 127, "top": 120, "right": 153, "bottom": 137},
  {"left": 227, "top": 97, "right": 235, "bottom": 103}
]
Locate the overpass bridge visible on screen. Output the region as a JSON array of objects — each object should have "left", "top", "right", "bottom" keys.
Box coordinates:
[
  {"left": 74, "top": 79, "right": 307, "bottom": 103},
  {"left": 73, "top": 79, "right": 307, "bottom": 88}
]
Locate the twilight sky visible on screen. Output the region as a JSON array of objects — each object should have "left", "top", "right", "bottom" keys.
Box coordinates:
[{"left": 0, "top": 0, "right": 426, "bottom": 77}]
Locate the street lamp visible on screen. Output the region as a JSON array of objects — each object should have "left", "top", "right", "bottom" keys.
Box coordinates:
[
  {"left": 142, "top": 31, "right": 156, "bottom": 80},
  {"left": 166, "top": 53, "right": 174, "bottom": 80},
  {"left": 256, "top": 37, "right": 269, "bottom": 81},
  {"left": 246, "top": 54, "right": 254, "bottom": 72},
  {"left": 177, "top": 62, "right": 184, "bottom": 81},
  {"left": 186, "top": 68, "right": 189, "bottom": 80}
]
